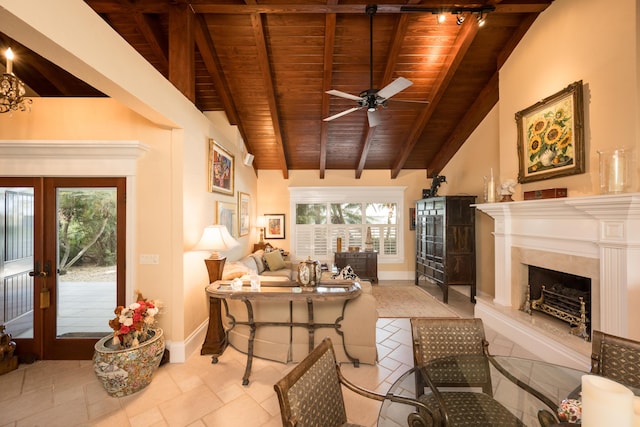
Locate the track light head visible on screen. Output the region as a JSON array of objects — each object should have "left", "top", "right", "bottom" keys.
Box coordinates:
[
  {"left": 477, "top": 12, "right": 486, "bottom": 27},
  {"left": 456, "top": 13, "right": 465, "bottom": 25},
  {"left": 437, "top": 13, "right": 446, "bottom": 24}
]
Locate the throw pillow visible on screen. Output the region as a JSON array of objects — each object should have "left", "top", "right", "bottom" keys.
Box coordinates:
[
  {"left": 251, "top": 250, "right": 266, "bottom": 273},
  {"left": 221, "top": 262, "right": 250, "bottom": 280},
  {"left": 332, "top": 265, "right": 358, "bottom": 280},
  {"left": 263, "top": 250, "right": 286, "bottom": 271}
]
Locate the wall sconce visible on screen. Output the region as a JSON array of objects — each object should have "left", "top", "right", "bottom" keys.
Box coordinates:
[{"left": 256, "top": 216, "right": 267, "bottom": 244}]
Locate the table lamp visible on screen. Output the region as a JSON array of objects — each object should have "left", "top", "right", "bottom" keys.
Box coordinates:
[
  {"left": 196, "top": 225, "right": 238, "bottom": 357},
  {"left": 194, "top": 224, "right": 239, "bottom": 283},
  {"left": 256, "top": 216, "right": 267, "bottom": 244}
]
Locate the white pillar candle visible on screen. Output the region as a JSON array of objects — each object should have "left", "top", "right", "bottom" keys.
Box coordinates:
[
  {"left": 634, "top": 397, "right": 640, "bottom": 427},
  {"left": 582, "top": 375, "right": 634, "bottom": 427},
  {"left": 487, "top": 168, "right": 495, "bottom": 203},
  {"left": 609, "top": 149, "right": 626, "bottom": 193}
]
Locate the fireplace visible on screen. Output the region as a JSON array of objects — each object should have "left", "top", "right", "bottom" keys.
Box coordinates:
[
  {"left": 475, "top": 194, "right": 640, "bottom": 369},
  {"left": 525, "top": 266, "right": 591, "bottom": 340}
]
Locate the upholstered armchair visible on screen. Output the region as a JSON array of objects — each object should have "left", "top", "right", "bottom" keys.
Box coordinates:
[{"left": 410, "top": 317, "right": 525, "bottom": 426}]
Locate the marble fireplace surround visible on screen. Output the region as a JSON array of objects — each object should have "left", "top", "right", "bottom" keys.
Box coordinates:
[{"left": 475, "top": 193, "right": 640, "bottom": 369}]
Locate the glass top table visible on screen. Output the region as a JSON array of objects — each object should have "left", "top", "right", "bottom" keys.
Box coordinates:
[{"left": 378, "top": 355, "right": 639, "bottom": 427}]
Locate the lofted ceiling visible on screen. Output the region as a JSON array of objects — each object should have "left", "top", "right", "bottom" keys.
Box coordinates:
[{"left": 1, "top": 1, "right": 554, "bottom": 179}]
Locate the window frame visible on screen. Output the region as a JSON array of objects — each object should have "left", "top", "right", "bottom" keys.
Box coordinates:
[{"left": 289, "top": 187, "right": 406, "bottom": 264}]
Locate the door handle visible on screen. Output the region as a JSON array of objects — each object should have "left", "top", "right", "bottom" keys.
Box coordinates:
[{"left": 28, "top": 261, "right": 50, "bottom": 278}]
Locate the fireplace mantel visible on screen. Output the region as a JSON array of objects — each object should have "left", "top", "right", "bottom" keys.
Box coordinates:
[{"left": 475, "top": 193, "right": 640, "bottom": 367}]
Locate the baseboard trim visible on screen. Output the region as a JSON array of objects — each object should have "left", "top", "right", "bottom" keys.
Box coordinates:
[{"left": 165, "top": 319, "right": 209, "bottom": 363}]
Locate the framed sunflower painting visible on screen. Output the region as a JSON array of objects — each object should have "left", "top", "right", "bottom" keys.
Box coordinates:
[{"left": 515, "top": 81, "right": 585, "bottom": 183}]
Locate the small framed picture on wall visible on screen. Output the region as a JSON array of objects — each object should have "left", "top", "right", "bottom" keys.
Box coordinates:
[
  {"left": 264, "top": 214, "right": 285, "bottom": 239},
  {"left": 208, "top": 139, "right": 234, "bottom": 195},
  {"left": 238, "top": 192, "right": 250, "bottom": 237}
]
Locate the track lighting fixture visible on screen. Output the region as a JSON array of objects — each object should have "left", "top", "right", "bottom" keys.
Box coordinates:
[
  {"left": 477, "top": 12, "right": 487, "bottom": 27},
  {"left": 402, "top": 5, "right": 495, "bottom": 27}
]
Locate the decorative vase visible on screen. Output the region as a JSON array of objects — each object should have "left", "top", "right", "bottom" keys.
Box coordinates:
[
  {"left": 364, "top": 227, "right": 373, "bottom": 252},
  {"left": 93, "top": 328, "right": 165, "bottom": 397},
  {"left": 297, "top": 257, "right": 322, "bottom": 289}
]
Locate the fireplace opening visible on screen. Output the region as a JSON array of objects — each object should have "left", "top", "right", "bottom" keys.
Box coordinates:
[{"left": 523, "top": 266, "right": 591, "bottom": 341}]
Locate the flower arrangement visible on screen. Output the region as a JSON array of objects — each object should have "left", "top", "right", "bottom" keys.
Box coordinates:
[{"left": 108, "top": 292, "right": 160, "bottom": 349}]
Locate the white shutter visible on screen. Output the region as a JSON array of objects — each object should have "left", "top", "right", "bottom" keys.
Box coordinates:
[{"left": 295, "top": 225, "right": 313, "bottom": 256}]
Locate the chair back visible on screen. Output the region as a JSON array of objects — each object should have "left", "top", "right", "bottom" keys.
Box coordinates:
[
  {"left": 274, "top": 338, "right": 348, "bottom": 427},
  {"left": 591, "top": 330, "right": 640, "bottom": 389},
  {"left": 411, "top": 317, "right": 492, "bottom": 394}
]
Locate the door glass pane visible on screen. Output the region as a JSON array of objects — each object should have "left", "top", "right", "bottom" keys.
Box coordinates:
[
  {"left": 0, "top": 187, "right": 34, "bottom": 338},
  {"left": 56, "top": 188, "right": 117, "bottom": 338}
]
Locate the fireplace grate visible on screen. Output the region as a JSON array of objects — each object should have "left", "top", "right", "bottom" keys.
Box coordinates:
[{"left": 523, "top": 283, "right": 590, "bottom": 341}]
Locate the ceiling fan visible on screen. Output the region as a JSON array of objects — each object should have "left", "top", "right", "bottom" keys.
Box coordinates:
[{"left": 324, "top": 4, "right": 419, "bottom": 127}]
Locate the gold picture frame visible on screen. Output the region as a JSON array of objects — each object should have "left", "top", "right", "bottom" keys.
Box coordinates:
[
  {"left": 208, "top": 139, "right": 234, "bottom": 195},
  {"left": 516, "top": 81, "right": 585, "bottom": 183}
]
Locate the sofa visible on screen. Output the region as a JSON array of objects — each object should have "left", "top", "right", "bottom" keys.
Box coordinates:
[{"left": 219, "top": 249, "right": 378, "bottom": 365}]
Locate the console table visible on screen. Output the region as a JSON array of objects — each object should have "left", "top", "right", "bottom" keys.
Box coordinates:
[{"left": 204, "top": 280, "right": 362, "bottom": 385}]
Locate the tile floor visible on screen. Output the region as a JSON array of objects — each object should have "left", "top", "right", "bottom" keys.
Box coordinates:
[{"left": 0, "top": 282, "right": 539, "bottom": 427}]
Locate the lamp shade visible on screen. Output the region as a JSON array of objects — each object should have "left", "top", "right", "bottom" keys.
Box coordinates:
[
  {"left": 194, "top": 225, "right": 239, "bottom": 255},
  {"left": 256, "top": 216, "right": 267, "bottom": 228}
]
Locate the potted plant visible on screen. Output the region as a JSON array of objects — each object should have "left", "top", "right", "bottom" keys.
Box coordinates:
[{"left": 93, "top": 292, "right": 165, "bottom": 397}]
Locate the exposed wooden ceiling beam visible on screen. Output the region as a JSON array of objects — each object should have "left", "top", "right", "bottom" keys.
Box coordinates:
[
  {"left": 390, "top": 17, "right": 479, "bottom": 178},
  {"left": 189, "top": 3, "right": 551, "bottom": 14},
  {"left": 168, "top": 4, "right": 195, "bottom": 102},
  {"left": 194, "top": 14, "right": 240, "bottom": 125},
  {"left": 133, "top": 12, "right": 168, "bottom": 68},
  {"left": 319, "top": 6, "right": 338, "bottom": 179},
  {"left": 251, "top": 13, "right": 289, "bottom": 178}
]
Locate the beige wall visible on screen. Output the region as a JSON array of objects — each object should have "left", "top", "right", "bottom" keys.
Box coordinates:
[{"left": 500, "top": 0, "right": 639, "bottom": 196}]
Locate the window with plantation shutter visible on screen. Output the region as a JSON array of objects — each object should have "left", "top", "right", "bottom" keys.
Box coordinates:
[{"left": 289, "top": 187, "right": 405, "bottom": 264}]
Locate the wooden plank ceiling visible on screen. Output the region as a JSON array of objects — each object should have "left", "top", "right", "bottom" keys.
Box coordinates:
[{"left": 1, "top": 1, "right": 553, "bottom": 179}]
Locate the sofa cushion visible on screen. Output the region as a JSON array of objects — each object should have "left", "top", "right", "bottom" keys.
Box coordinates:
[{"left": 263, "top": 250, "right": 286, "bottom": 271}]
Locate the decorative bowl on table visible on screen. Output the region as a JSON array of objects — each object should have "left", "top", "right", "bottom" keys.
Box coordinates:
[{"left": 557, "top": 398, "right": 581, "bottom": 423}]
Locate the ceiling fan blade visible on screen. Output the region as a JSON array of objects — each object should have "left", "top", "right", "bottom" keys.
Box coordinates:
[
  {"left": 326, "top": 89, "right": 363, "bottom": 102},
  {"left": 323, "top": 107, "right": 361, "bottom": 122},
  {"left": 377, "top": 77, "right": 413, "bottom": 100},
  {"left": 389, "top": 98, "right": 430, "bottom": 104},
  {"left": 367, "top": 110, "right": 381, "bottom": 127}
]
